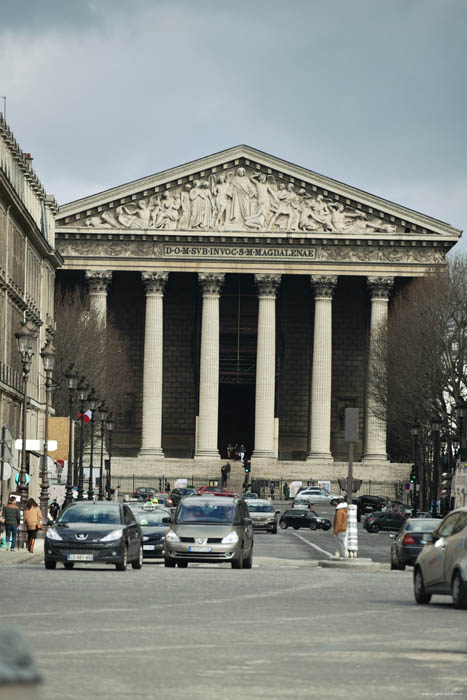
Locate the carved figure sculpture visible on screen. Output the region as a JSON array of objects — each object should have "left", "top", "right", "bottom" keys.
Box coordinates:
[
  {"left": 179, "top": 184, "right": 191, "bottom": 229},
  {"left": 212, "top": 175, "right": 230, "bottom": 227},
  {"left": 189, "top": 180, "right": 204, "bottom": 229},
  {"left": 244, "top": 174, "right": 278, "bottom": 230},
  {"left": 228, "top": 167, "right": 256, "bottom": 226}
]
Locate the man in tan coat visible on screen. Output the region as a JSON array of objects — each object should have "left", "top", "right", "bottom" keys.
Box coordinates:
[{"left": 333, "top": 498, "right": 348, "bottom": 558}]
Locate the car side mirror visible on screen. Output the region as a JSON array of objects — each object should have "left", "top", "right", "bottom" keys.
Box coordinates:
[
  {"left": 389, "top": 533, "right": 396, "bottom": 539},
  {"left": 275, "top": 511, "right": 281, "bottom": 516},
  {"left": 162, "top": 517, "right": 171, "bottom": 524}
]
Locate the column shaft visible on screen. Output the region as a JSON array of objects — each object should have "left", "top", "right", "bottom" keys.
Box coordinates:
[
  {"left": 196, "top": 274, "right": 224, "bottom": 459},
  {"left": 252, "top": 275, "right": 281, "bottom": 460},
  {"left": 307, "top": 276, "right": 337, "bottom": 462},
  {"left": 85, "top": 271, "right": 112, "bottom": 325},
  {"left": 140, "top": 272, "right": 168, "bottom": 457}
]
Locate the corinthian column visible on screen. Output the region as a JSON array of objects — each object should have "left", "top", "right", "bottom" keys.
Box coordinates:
[
  {"left": 140, "top": 271, "right": 168, "bottom": 457},
  {"left": 363, "top": 277, "right": 393, "bottom": 462},
  {"left": 195, "top": 273, "right": 224, "bottom": 459},
  {"left": 252, "top": 274, "right": 281, "bottom": 461},
  {"left": 85, "top": 271, "right": 112, "bottom": 325},
  {"left": 307, "top": 275, "right": 337, "bottom": 462}
]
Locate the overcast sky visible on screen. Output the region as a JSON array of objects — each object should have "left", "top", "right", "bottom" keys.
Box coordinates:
[{"left": 1, "top": 0, "right": 466, "bottom": 250}]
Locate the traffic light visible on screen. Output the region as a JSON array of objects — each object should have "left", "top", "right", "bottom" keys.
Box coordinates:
[
  {"left": 244, "top": 460, "right": 250, "bottom": 473},
  {"left": 409, "top": 464, "right": 417, "bottom": 484},
  {"left": 440, "top": 471, "right": 453, "bottom": 513}
]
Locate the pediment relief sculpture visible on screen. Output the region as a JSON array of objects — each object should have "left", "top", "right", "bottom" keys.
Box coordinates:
[{"left": 67, "top": 165, "right": 400, "bottom": 235}]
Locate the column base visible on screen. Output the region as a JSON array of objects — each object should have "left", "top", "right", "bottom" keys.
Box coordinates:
[
  {"left": 306, "top": 453, "right": 333, "bottom": 463},
  {"left": 361, "top": 454, "right": 389, "bottom": 464},
  {"left": 194, "top": 449, "right": 220, "bottom": 460},
  {"left": 138, "top": 448, "right": 165, "bottom": 458}
]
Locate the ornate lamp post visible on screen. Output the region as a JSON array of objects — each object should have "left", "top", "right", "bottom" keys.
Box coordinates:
[
  {"left": 431, "top": 417, "right": 441, "bottom": 516},
  {"left": 76, "top": 378, "right": 89, "bottom": 501},
  {"left": 15, "top": 319, "right": 38, "bottom": 505},
  {"left": 410, "top": 423, "right": 419, "bottom": 514},
  {"left": 105, "top": 413, "right": 114, "bottom": 501},
  {"left": 456, "top": 399, "right": 467, "bottom": 453},
  {"left": 39, "top": 339, "right": 55, "bottom": 523},
  {"left": 64, "top": 364, "right": 79, "bottom": 506},
  {"left": 87, "top": 388, "right": 98, "bottom": 501},
  {"left": 98, "top": 403, "right": 108, "bottom": 501}
]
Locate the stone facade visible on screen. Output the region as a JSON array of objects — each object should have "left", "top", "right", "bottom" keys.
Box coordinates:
[{"left": 54, "top": 145, "right": 461, "bottom": 484}]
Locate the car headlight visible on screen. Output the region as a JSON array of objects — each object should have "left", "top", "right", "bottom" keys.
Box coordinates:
[
  {"left": 221, "top": 531, "right": 239, "bottom": 544},
  {"left": 46, "top": 529, "right": 63, "bottom": 541},
  {"left": 100, "top": 529, "right": 123, "bottom": 542},
  {"left": 142, "top": 536, "right": 149, "bottom": 542},
  {"left": 166, "top": 530, "right": 180, "bottom": 543}
]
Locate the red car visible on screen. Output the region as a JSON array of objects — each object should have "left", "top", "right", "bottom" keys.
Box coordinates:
[{"left": 197, "top": 486, "right": 238, "bottom": 498}]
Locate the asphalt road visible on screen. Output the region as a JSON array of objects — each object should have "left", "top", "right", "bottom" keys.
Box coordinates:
[{"left": 1, "top": 520, "right": 466, "bottom": 700}]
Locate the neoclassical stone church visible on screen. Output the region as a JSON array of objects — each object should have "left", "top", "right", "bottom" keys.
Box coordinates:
[{"left": 55, "top": 145, "right": 461, "bottom": 483}]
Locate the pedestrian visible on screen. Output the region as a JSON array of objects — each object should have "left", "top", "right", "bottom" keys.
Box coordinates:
[
  {"left": 165, "top": 481, "right": 171, "bottom": 493},
  {"left": 49, "top": 498, "right": 60, "bottom": 522},
  {"left": 283, "top": 482, "right": 290, "bottom": 500},
  {"left": 269, "top": 483, "right": 274, "bottom": 501},
  {"left": 221, "top": 465, "right": 227, "bottom": 488},
  {"left": 333, "top": 498, "right": 348, "bottom": 558},
  {"left": 226, "top": 443, "right": 233, "bottom": 459},
  {"left": 3, "top": 496, "right": 21, "bottom": 552},
  {"left": 239, "top": 444, "right": 246, "bottom": 461},
  {"left": 23, "top": 498, "right": 42, "bottom": 554}
]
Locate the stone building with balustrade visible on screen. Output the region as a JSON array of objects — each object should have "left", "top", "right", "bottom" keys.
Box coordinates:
[{"left": 55, "top": 145, "right": 461, "bottom": 486}]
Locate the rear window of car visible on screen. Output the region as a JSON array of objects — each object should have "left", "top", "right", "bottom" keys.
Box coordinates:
[
  {"left": 177, "top": 502, "right": 235, "bottom": 523},
  {"left": 247, "top": 503, "right": 274, "bottom": 513},
  {"left": 58, "top": 504, "right": 122, "bottom": 524},
  {"left": 131, "top": 510, "right": 170, "bottom": 526},
  {"left": 405, "top": 520, "right": 438, "bottom": 533}
]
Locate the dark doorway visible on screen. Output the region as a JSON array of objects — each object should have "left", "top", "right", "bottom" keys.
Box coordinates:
[{"left": 218, "top": 384, "right": 255, "bottom": 460}]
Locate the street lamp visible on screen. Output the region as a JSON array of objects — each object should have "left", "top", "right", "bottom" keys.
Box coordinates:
[
  {"left": 76, "top": 378, "right": 89, "bottom": 501},
  {"left": 87, "top": 388, "right": 98, "bottom": 501},
  {"left": 15, "top": 319, "right": 38, "bottom": 505},
  {"left": 64, "top": 364, "right": 79, "bottom": 506},
  {"left": 456, "top": 398, "right": 467, "bottom": 453},
  {"left": 431, "top": 417, "right": 441, "bottom": 516},
  {"left": 98, "top": 403, "right": 108, "bottom": 501},
  {"left": 410, "top": 423, "right": 419, "bottom": 514},
  {"left": 105, "top": 413, "right": 114, "bottom": 501},
  {"left": 39, "top": 338, "right": 55, "bottom": 523}
]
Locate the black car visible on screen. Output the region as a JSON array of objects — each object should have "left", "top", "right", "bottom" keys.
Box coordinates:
[
  {"left": 134, "top": 487, "right": 156, "bottom": 501},
  {"left": 127, "top": 504, "right": 172, "bottom": 559},
  {"left": 390, "top": 518, "right": 439, "bottom": 570},
  {"left": 354, "top": 495, "right": 387, "bottom": 521},
  {"left": 44, "top": 501, "right": 143, "bottom": 571},
  {"left": 170, "top": 488, "right": 196, "bottom": 507},
  {"left": 279, "top": 509, "right": 331, "bottom": 531},
  {"left": 364, "top": 510, "right": 408, "bottom": 533}
]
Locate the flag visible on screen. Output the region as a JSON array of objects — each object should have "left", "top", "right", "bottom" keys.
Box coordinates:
[{"left": 78, "top": 410, "right": 92, "bottom": 423}]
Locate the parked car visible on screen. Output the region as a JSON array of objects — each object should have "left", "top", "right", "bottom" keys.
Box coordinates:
[
  {"left": 169, "top": 488, "right": 196, "bottom": 507},
  {"left": 383, "top": 501, "right": 413, "bottom": 515},
  {"left": 246, "top": 500, "right": 279, "bottom": 533},
  {"left": 279, "top": 508, "right": 331, "bottom": 531},
  {"left": 354, "top": 495, "right": 388, "bottom": 521},
  {"left": 364, "top": 510, "right": 408, "bottom": 533},
  {"left": 134, "top": 487, "right": 156, "bottom": 501},
  {"left": 296, "top": 487, "right": 341, "bottom": 506},
  {"left": 197, "top": 485, "right": 238, "bottom": 497},
  {"left": 242, "top": 492, "right": 258, "bottom": 500},
  {"left": 390, "top": 518, "right": 439, "bottom": 570},
  {"left": 44, "top": 501, "right": 143, "bottom": 571},
  {"left": 413, "top": 507, "right": 467, "bottom": 609},
  {"left": 127, "top": 503, "right": 172, "bottom": 559},
  {"left": 164, "top": 496, "right": 253, "bottom": 568},
  {"left": 292, "top": 498, "right": 313, "bottom": 510}
]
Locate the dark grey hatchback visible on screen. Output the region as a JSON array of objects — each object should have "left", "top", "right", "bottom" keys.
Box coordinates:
[{"left": 44, "top": 502, "right": 143, "bottom": 571}]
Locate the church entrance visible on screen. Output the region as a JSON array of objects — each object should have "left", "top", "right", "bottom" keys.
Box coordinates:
[{"left": 218, "top": 274, "right": 257, "bottom": 459}]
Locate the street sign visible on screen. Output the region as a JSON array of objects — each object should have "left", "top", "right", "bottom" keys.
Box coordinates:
[
  {"left": 405, "top": 482, "right": 411, "bottom": 490},
  {"left": 0, "top": 444, "right": 12, "bottom": 461},
  {"left": 344, "top": 408, "right": 359, "bottom": 443},
  {"left": 15, "top": 439, "right": 58, "bottom": 451},
  {"left": 1, "top": 425, "right": 14, "bottom": 445}
]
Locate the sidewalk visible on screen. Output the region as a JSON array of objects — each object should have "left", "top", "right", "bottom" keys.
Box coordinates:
[{"left": 0, "top": 538, "right": 44, "bottom": 565}]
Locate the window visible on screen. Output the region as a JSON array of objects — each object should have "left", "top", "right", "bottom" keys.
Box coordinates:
[{"left": 437, "top": 513, "right": 462, "bottom": 538}]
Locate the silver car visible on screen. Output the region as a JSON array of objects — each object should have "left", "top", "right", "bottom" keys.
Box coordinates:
[
  {"left": 246, "top": 500, "right": 279, "bottom": 533},
  {"left": 164, "top": 496, "right": 254, "bottom": 569},
  {"left": 413, "top": 507, "right": 467, "bottom": 609},
  {"left": 297, "top": 487, "right": 342, "bottom": 506}
]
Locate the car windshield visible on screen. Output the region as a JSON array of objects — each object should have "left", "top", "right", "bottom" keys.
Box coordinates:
[
  {"left": 177, "top": 502, "right": 235, "bottom": 523},
  {"left": 131, "top": 511, "right": 170, "bottom": 526},
  {"left": 58, "top": 504, "right": 121, "bottom": 524},
  {"left": 406, "top": 520, "right": 438, "bottom": 533},
  {"left": 247, "top": 503, "right": 274, "bottom": 513}
]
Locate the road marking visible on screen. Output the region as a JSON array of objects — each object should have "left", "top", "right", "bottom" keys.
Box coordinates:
[{"left": 291, "top": 532, "right": 335, "bottom": 558}]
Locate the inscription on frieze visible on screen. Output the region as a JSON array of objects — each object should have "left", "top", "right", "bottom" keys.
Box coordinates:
[{"left": 163, "top": 245, "right": 316, "bottom": 260}]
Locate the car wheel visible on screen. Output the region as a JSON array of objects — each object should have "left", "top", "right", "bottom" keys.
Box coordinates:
[
  {"left": 309, "top": 522, "right": 318, "bottom": 531},
  {"left": 452, "top": 571, "right": 467, "bottom": 610},
  {"left": 330, "top": 499, "right": 338, "bottom": 506},
  {"left": 397, "top": 558, "right": 406, "bottom": 571},
  {"left": 371, "top": 524, "right": 380, "bottom": 533},
  {"left": 414, "top": 567, "right": 431, "bottom": 605},
  {"left": 44, "top": 559, "right": 56, "bottom": 570},
  {"left": 293, "top": 525, "right": 300, "bottom": 530},
  {"left": 131, "top": 545, "right": 143, "bottom": 569},
  {"left": 177, "top": 561, "right": 188, "bottom": 568},
  {"left": 63, "top": 562, "right": 74, "bottom": 570},
  {"left": 270, "top": 525, "right": 278, "bottom": 534},
  {"left": 279, "top": 521, "right": 288, "bottom": 530},
  {"left": 322, "top": 522, "right": 331, "bottom": 531},
  {"left": 164, "top": 555, "right": 176, "bottom": 568},
  {"left": 231, "top": 549, "right": 243, "bottom": 569},
  {"left": 243, "top": 546, "right": 253, "bottom": 569},
  {"left": 115, "top": 546, "right": 128, "bottom": 571}
]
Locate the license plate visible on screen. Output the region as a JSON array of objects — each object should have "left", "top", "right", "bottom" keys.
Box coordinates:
[
  {"left": 143, "top": 545, "right": 156, "bottom": 550},
  {"left": 188, "top": 546, "right": 212, "bottom": 552},
  {"left": 67, "top": 554, "right": 93, "bottom": 561}
]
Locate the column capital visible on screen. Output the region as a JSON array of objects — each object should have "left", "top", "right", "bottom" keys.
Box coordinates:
[
  {"left": 198, "top": 273, "right": 225, "bottom": 296},
  {"left": 310, "top": 275, "right": 337, "bottom": 299},
  {"left": 85, "top": 270, "right": 112, "bottom": 293},
  {"left": 142, "top": 271, "right": 168, "bottom": 295},
  {"left": 367, "top": 276, "right": 394, "bottom": 300},
  {"left": 254, "top": 274, "right": 281, "bottom": 298}
]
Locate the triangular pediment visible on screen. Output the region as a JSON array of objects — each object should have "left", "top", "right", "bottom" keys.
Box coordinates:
[{"left": 56, "top": 145, "right": 461, "bottom": 239}]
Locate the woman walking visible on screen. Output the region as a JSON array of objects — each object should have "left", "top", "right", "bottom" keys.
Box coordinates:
[{"left": 23, "top": 498, "right": 42, "bottom": 553}]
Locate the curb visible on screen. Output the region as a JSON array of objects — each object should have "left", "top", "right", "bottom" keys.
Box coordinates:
[{"left": 318, "top": 558, "right": 389, "bottom": 572}]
